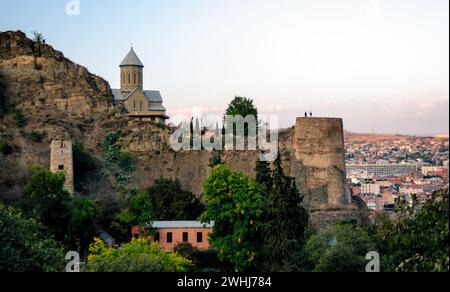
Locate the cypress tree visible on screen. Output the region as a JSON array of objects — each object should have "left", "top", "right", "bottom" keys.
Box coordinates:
[
  {"left": 259, "top": 152, "right": 309, "bottom": 272},
  {"left": 255, "top": 153, "right": 272, "bottom": 191}
]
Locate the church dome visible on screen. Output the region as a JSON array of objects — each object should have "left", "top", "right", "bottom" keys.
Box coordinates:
[{"left": 120, "top": 47, "right": 144, "bottom": 67}]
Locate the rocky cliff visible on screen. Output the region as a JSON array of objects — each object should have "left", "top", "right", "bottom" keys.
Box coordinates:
[
  {"left": 0, "top": 31, "right": 120, "bottom": 200},
  {"left": 0, "top": 31, "right": 366, "bottom": 227}
]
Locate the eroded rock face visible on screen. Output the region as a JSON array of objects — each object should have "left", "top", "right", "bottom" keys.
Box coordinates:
[
  {"left": 0, "top": 31, "right": 114, "bottom": 124},
  {"left": 0, "top": 31, "right": 118, "bottom": 200}
]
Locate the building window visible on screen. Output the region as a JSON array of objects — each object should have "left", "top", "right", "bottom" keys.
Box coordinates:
[
  {"left": 128, "top": 73, "right": 131, "bottom": 84},
  {"left": 58, "top": 165, "right": 64, "bottom": 170},
  {"left": 133, "top": 101, "right": 136, "bottom": 109},
  {"left": 133, "top": 73, "right": 136, "bottom": 84},
  {"left": 154, "top": 232, "right": 160, "bottom": 242},
  {"left": 183, "top": 232, "right": 189, "bottom": 243},
  {"left": 167, "top": 232, "right": 173, "bottom": 243},
  {"left": 197, "top": 232, "right": 203, "bottom": 243}
]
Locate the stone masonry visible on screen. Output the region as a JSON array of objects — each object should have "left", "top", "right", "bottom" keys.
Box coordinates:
[
  {"left": 50, "top": 140, "right": 74, "bottom": 195},
  {"left": 291, "top": 117, "right": 362, "bottom": 228}
]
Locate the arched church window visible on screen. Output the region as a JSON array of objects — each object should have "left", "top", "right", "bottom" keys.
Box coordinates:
[
  {"left": 128, "top": 73, "right": 131, "bottom": 84},
  {"left": 133, "top": 73, "right": 136, "bottom": 84}
]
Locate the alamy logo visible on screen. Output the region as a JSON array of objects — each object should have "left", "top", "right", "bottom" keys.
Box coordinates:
[
  {"left": 170, "top": 112, "right": 279, "bottom": 162},
  {"left": 65, "top": 0, "right": 80, "bottom": 16},
  {"left": 365, "top": 251, "right": 380, "bottom": 272},
  {"left": 65, "top": 251, "right": 80, "bottom": 272}
]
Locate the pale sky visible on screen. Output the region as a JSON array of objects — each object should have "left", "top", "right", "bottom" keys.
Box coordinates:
[{"left": 1, "top": 0, "right": 449, "bottom": 134}]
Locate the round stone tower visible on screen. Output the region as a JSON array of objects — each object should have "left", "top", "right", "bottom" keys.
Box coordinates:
[{"left": 120, "top": 47, "right": 144, "bottom": 92}]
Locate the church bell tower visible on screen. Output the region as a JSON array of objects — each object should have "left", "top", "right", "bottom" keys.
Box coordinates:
[{"left": 120, "top": 47, "right": 144, "bottom": 93}]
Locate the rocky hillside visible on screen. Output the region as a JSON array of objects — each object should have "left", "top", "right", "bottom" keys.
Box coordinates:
[
  {"left": 0, "top": 31, "right": 122, "bottom": 201},
  {"left": 0, "top": 30, "right": 295, "bottom": 203}
]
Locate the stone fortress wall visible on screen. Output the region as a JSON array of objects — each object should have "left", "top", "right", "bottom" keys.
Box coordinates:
[{"left": 125, "top": 117, "right": 366, "bottom": 228}]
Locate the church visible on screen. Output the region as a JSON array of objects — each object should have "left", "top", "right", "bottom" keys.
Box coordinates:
[{"left": 112, "top": 48, "right": 169, "bottom": 124}]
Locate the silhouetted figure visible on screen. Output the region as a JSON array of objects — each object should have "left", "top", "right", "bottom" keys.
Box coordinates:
[
  {"left": 310, "top": 112, "right": 313, "bottom": 117},
  {"left": 305, "top": 112, "right": 308, "bottom": 118}
]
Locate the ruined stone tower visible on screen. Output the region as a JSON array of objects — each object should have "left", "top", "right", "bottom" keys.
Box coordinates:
[
  {"left": 50, "top": 140, "right": 74, "bottom": 195},
  {"left": 290, "top": 118, "right": 362, "bottom": 228}
]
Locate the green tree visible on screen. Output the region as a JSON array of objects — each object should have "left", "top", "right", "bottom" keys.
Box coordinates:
[
  {"left": 303, "top": 222, "right": 375, "bottom": 272},
  {"left": 375, "top": 190, "right": 449, "bottom": 272},
  {"left": 255, "top": 154, "right": 272, "bottom": 191},
  {"left": 201, "top": 165, "right": 264, "bottom": 272},
  {"left": 260, "top": 154, "right": 309, "bottom": 272},
  {"left": 147, "top": 177, "right": 205, "bottom": 221},
  {"left": 73, "top": 141, "right": 97, "bottom": 193},
  {"left": 130, "top": 191, "right": 154, "bottom": 225},
  {"left": 22, "top": 165, "right": 72, "bottom": 242},
  {"left": 31, "top": 31, "right": 45, "bottom": 56},
  {"left": 224, "top": 96, "right": 258, "bottom": 137},
  {"left": 32, "top": 31, "right": 45, "bottom": 44},
  {"left": 68, "top": 197, "right": 97, "bottom": 254},
  {"left": 0, "top": 203, "right": 65, "bottom": 272},
  {"left": 86, "top": 238, "right": 191, "bottom": 272},
  {"left": 109, "top": 208, "right": 135, "bottom": 243},
  {"left": 225, "top": 96, "right": 258, "bottom": 121}
]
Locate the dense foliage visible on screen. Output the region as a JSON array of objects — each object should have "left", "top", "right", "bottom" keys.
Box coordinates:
[
  {"left": 375, "top": 190, "right": 449, "bottom": 272},
  {"left": 21, "top": 165, "right": 97, "bottom": 253},
  {"left": 73, "top": 141, "right": 97, "bottom": 193},
  {"left": 146, "top": 177, "right": 205, "bottom": 221},
  {"left": 201, "top": 165, "right": 264, "bottom": 272},
  {"left": 225, "top": 96, "right": 258, "bottom": 121},
  {"left": 302, "top": 222, "right": 376, "bottom": 272},
  {"left": 224, "top": 96, "right": 259, "bottom": 137},
  {"left": 101, "top": 131, "right": 136, "bottom": 192},
  {"left": 22, "top": 165, "right": 72, "bottom": 242},
  {"left": 259, "top": 155, "right": 309, "bottom": 272},
  {"left": 86, "top": 238, "right": 191, "bottom": 272},
  {"left": 0, "top": 203, "right": 65, "bottom": 272},
  {"left": 68, "top": 197, "right": 97, "bottom": 254}
]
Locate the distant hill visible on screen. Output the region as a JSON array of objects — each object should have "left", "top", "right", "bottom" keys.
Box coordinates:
[{"left": 344, "top": 130, "right": 449, "bottom": 142}]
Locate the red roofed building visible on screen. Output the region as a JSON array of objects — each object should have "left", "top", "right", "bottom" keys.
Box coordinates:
[{"left": 132, "top": 221, "right": 214, "bottom": 250}]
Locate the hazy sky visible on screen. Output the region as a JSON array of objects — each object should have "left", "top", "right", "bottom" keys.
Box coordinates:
[{"left": 1, "top": 0, "right": 449, "bottom": 134}]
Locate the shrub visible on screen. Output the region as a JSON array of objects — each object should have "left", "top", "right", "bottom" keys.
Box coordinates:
[
  {"left": 87, "top": 238, "right": 192, "bottom": 272},
  {"left": 28, "top": 131, "right": 46, "bottom": 142},
  {"left": 14, "top": 109, "right": 26, "bottom": 128}
]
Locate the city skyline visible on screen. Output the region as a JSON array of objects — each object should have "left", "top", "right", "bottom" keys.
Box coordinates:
[{"left": 0, "top": 0, "right": 449, "bottom": 135}]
